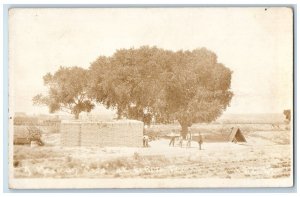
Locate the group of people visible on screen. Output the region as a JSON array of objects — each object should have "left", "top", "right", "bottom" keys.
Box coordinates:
[
  {"left": 169, "top": 130, "right": 204, "bottom": 150},
  {"left": 143, "top": 128, "right": 204, "bottom": 149}
]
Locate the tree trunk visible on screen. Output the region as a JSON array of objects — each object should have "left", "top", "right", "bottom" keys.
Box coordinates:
[
  {"left": 74, "top": 113, "right": 79, "bottom": 120},
  {"left": 180, "top": 123, "right": 189, "bottom": 139},
  {"left": 117, "top": 106, "right": 122, "bottom": 119},
  {"left": 117, "top": 112, "right": 122, "bottom": 119}
]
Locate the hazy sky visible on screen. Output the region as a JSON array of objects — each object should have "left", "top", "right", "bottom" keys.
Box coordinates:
[{"left": 9, "top": 8, "right": 293, "bottom": 116}]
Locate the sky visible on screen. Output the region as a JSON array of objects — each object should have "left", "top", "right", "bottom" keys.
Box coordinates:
[{"left": 9, "top": 8, "right": 293, "bottom": 116}]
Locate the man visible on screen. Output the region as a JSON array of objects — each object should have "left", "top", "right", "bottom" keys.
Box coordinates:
[
  {"left": 198, "top": 132, "right": 203, "bottom": 150},
  {"left": 178, "top": 136, "right": 183, "bottom": 147},
  {"left": 186, "top": 132, "right": 192, "bottom": 148},
  {"left": 143, "top": 135, "right": 149, "bottom": 147},
  {"left": 169, "top": 131, "right": 176, "bottom": 147}
]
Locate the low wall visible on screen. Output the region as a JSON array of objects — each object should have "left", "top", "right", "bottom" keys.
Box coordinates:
[{"left": 61, "top": 120, "right": 144, "bottom": 147}]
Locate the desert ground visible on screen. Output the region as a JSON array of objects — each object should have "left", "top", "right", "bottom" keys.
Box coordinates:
[{"left": 13, "top": 123, "right": 291, "bottom": 179}]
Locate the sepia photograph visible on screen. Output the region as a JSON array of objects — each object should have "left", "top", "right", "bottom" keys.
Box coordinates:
[{"left": 8, "top": 7, "right": 294, "bottom": 189}]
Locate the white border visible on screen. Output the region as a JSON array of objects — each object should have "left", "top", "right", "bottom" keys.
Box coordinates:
[{"left": 1, "top": 0, "right": 299, "bottom": 196}]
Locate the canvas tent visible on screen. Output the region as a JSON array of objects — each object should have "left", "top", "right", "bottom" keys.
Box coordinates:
[{"left": 228, "top": 128, "right": 246, "bottom": 143}]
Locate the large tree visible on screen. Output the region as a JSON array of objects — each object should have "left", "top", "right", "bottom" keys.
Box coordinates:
[
  {"left": 33, "top": 66, "right": 95, "bottom": 119},
  {"left": 89, "top": 47, "right": 167, "bottom": 121},
  {"left": 89, "top": 46, "right": 233, "bottom": 137}
]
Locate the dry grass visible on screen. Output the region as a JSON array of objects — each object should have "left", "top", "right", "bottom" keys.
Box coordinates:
[
  {"left": 13, "top": 121, "right": 292, "bottom": 179},
  {"left": 13, "top": 137, "right": 291, "bottom": 179}
]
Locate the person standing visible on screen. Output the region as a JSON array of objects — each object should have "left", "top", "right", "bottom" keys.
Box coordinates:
[
  {"left": 143, "top": 135, "right": 149, "bottom": 147},
  {"left": 186, "top": 132, "right": 192, "bottom": 148},
  {"left": 198, "top": 132, "right": 203, "bottom": 150},
  {"left": 169, "top": 131, "right": 176, "bottom": 147},
  {"left": 179, "top": 136, "right": 183, "bottom": 147}
]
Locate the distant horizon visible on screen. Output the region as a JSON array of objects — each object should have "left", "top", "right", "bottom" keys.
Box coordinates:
[
  {"left": 13, "top": 110, "right": 288, "bottom": 125},
  {"left": 14, "top": 110, "right": 289, "bottom": 117}
]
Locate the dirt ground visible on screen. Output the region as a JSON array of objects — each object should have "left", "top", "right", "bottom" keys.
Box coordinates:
[{"left": 13, "top": 129, "right": 291, "bottom": 179}]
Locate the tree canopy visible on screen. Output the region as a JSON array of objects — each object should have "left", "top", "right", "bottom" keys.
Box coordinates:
[
  {"left": 34, "top": 46, "right": 233, "bottom": 136},
  {"left": 89, "top": 46, "right": 233, "bottom": 137},
  {"left": 33, "top": 66, "right": 95, "bottom": 119}
]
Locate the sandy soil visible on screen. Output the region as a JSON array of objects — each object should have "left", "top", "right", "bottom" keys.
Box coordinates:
[{"left": 13, "top": 129, "right": 291, "bottom": 179}]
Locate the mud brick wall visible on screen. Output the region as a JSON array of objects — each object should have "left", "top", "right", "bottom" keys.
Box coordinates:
[
  {"left": 61, "top": 120, "right": 143, "bottom": 147},
  {"left": 60, "top": 122, "right": 81, "bottom": 146}
]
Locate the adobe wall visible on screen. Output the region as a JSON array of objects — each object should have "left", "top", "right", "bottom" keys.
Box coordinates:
[{"left": 60, "top": 120, "right": 143, "bottom": 147}]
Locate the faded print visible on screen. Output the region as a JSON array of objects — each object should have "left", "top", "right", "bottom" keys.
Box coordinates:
[{"left": 9, "top": 7, "right": 293, "bottom": 188}]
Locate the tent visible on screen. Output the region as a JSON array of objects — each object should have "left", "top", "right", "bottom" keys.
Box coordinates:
[{"left": 228, "top": 128, "right": 246, "bottom": 143}]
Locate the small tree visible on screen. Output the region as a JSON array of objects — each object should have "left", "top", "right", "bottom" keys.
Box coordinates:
[
  {"left": 33, "top": 66, "right": 95, "bottom": 119},
  {"left": 283, "top": 109, "right": 291, "bottom": 123}
]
